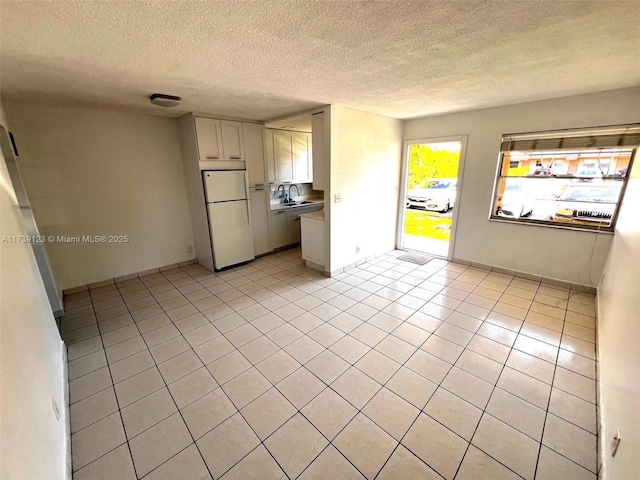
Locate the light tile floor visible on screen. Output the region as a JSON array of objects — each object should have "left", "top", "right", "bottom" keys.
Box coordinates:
[{"left": 62, "top": 248, "right": 598, "bottom": 480}]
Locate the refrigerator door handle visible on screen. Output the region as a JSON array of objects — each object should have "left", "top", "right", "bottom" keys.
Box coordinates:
[{"left": 245, "top": 171, "right": 252, "bottom": 226}]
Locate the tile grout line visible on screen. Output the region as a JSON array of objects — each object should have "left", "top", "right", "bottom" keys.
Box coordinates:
[
  {"left": 114, "top": 256, "right": 318, "bottom": 479},
  {"left": 69, "top": 273, "right": 215, "bottom": 479},
  {"left": 211, "top": 256, "right": 452, "bottom": 478},
  {"left": 74, "top": 286, "right": 139, "bottom": 478},
  {"left": 531, "top": 287, "right": 567, "bottom": 480},
  {"left": 531, "top": 284, "right": 600, "bottom": 479},
  {"left": 113, "top": 270, "right": 219, "bottom": 480},
  {"left": 449, "top": 272, "right": 542, "bottom": 479},
  {"left": 65, "top": 251, "right": 597, "bottom": 479}
]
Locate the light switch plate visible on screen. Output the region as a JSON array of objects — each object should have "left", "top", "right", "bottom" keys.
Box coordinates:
[{"left": 334, "top": 193, "right": 341, "bottom": 203}]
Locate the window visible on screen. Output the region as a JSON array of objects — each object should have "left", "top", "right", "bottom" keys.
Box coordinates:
[{"left": 490, "top": 124, "right": 639, "bottom": 232}]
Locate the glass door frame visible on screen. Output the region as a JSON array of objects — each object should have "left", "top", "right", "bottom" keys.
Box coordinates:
[{"left": 396, "top": 135, "right": 468, "bottom": 260}]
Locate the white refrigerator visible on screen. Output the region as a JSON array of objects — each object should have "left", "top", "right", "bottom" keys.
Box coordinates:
[{"left": 203, "top": 170, "right": 255, "bottom": 269}]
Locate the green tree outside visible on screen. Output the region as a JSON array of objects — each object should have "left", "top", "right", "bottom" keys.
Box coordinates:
[{"left": 408, "top": 143, "right": 461, "bottom": 189}]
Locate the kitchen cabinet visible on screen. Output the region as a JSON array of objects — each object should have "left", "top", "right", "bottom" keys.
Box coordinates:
[
  {"left": 249, "top": 188, "right": 271, "bottom": 255},
  {"left": 286, "top": 209, "right": 303, "bottom": 244},
  {"left": 195, "top": 117, "right": 223, "bottom": 161},
  {"left": 269, "top": 210, "right": 289, "bottom": 249},
  {"left": 244, "top": 123, "right": 267, "bottom": 187},
  {"left": 286, "top": 204, "right": 322, "bottom": 245},
  {"left": 269, "top": 204, "right": 323, "bottom": 250},
  {"left": 301, "top": 211, "right": 325, "bottom": 268},
  {"left": 220, "top": 120, "right": 244, "bottom": 160},
  {"left": 311, "top": 112, "right": 325, "bottom": 190},
  {"left": 293, "top": 132, "right": 311, "bottom": 183},
  {"left": 264, "top": 130, "right": 277, "bottom": 185},
  {"left": 274, "top": 131, "right": 294, "bottom": 183},
  {"left": 268, "top": 129, "right": 313, "bottom": 184},
  {"left": 245, "top": 124, "right": 271, "bottom": 255},
  {"left": 194, "top": 117, "right": 244, "bottom": 161}
]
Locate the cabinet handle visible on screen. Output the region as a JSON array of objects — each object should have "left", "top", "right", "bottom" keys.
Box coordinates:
[
  {"left": 255, "top": 188, "right": 265, "bottom": 191},
  {"left": 244, "top": 172, "right": 252, "bottom": 226},
  {"left": 254, "top": 183, "right": 265, "bottom": 187},
  {"left": 230, "top": 156, "right": 242, "bottom": 160},
  {"left": 205, "top": 155, "right": 219, "bottom": 159},
  {"left": 275, "top": 211, "right": 285, "bottom": 215}
]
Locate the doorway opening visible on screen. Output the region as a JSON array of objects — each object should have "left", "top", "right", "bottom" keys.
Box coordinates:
[{"left": 398, "top": 138, "right": 465, "bottom": 258}]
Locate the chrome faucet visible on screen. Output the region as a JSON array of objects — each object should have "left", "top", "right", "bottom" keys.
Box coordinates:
[
  {"left": 277, "top": 184, "right": 285, "bottom": 202},
  {"left": 288, "top": 184, "right": 299, "bottom": 202}
]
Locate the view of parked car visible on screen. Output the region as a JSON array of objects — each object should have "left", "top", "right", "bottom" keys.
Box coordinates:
[
  {"left": 575, "top": 167, "right": 603, "bottom": 178},
  {"left": 532, "top": 167, "right": 552, "bottom": 176},
  {"left": 496, "top": 181, "right": 534, "bottom": 218},
  {"left": 407, "top": 179, "right": 457, "bottom": 213},
  {"left": 554, "top": 181, "right": 622, "bottom": 226}
]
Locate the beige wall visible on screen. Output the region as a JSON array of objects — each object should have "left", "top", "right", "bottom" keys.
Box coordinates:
[
  {"left": 4, "top": 101, "right": 195, "bottom": 290},
  {"left": 329, "top": 105, "right": 403, "bottom": 273},
  {"left": 0, "top": 100, "right": 69, "bottom": 479},
  {"left": 597, "top": 160, "right": 640, "bottom": 479},
  {"left": 404, "top": 86, "right": 640, "bottom": 286}
]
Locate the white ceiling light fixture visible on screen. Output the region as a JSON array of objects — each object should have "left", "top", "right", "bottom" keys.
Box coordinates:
[{"left": 149, "top": 93, "right": 182, "bottom": 108}]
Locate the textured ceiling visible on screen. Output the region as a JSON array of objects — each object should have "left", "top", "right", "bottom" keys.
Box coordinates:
[{"left": 1, "top": 1, "right": 639, "bottom": 121}]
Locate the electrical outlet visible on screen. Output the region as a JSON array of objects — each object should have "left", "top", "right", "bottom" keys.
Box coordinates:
[
  {"left": 334, "top": 193, "right": 341, "bottom": 203},
  {"left": 187, "top": 244, "right": 193, "bottom": 253},
  {"left": 356, "top": 246, "right": 360, "bottom": 254}
]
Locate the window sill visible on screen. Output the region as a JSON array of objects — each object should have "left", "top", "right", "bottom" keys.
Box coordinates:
[{"left": 488, "top": 215, "right": 615, "bottom": 234}]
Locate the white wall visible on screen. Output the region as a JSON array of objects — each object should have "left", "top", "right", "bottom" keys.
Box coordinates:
[
  {"left": 329, "top": 105, "right": 403, "bottom": 273},
  {"left": 4, "top": 101, "right": 195, "bottom": 290},
  {"left": 404, "top": 87, "right": 640, "bottom": 286},
  {"left": 0, "top": 99, "right": 69, "bottom": 479},
  {"left": 597, "top": 160, "right": 640, "bottom": 479}
]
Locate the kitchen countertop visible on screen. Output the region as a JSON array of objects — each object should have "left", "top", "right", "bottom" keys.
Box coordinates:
[
  {"left": 270, "top": 197, "right": 324, "bottom": 211},
  {"left": 299, "top": 210, "right": 325, "bottom": 222}
]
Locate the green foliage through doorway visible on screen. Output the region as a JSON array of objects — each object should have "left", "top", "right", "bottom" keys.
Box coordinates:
[{"left": 408, "top": 143, "right": 460, "bottom": 189}]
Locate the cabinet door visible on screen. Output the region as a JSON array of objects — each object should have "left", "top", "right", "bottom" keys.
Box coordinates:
[
  {"left": 287, "top": 206, "right": 319, "bottom": 244},
  {"left": 288, "top": 213, "right": 302, "bottom": 244},
  {"left": 293, "top": 132, "right": 311, "bottom": 183},
  {"left": 220, "top": 120, "right": 244, "bottom": 160},
  {"left": 275, "top": 131, "right": 294, "bottom": 183},
  {"left": 301, "top": 220, "right": 325, "bottom": 266},
  {"left": 249, "top": 188, "right": 271, "bottom": 255},
  {"left": 312, "top": 113, "right": 324, "bottom": 190},
  {"left": 244, "top": 123, "right": 266, "bottom": 187},
  {"left": 195, "top": 117, "right": 223, "bottom": 161},
  {"left": 264, "top": 130, "right": 277, "bottom": 185},
  {"left": 269, "top": 210, "right": 288, "bottom": 249}
]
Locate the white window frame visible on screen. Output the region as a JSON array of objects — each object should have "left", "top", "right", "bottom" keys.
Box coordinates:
[{"left": 489, "top": 124, "right": 639, "bottom": 233}]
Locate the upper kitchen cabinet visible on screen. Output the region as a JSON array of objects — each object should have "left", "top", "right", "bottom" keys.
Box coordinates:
[
  {"left": 311, "top": 112, "right": 325, "bottom": 191},
  {"left": 220, "top": 120, "right": 244, "bottom": 160},
  {"left": 194, "top": 117, "right": 223, "bottom": 161},
  {"left": 293, "top": 132, "right": 312, "bottom": 183},
  {"left": 264, "top": 130, "right": 277, "bottom": 185},
  {"left": 194, "top": 117, "right": 244, "bottom": 162},
  {"left": 274, "top": 130, "right": 294, "bottom": 183},
  {"left": 243, "top": 123, "right": 267, "bottom": 187},
  {"left": 267, "top": 128, "right": 313, "bottom": 184}
]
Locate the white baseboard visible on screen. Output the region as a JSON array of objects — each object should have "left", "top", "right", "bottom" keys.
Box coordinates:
[{"left": 61, "top": 340, "right": 72, "bottom": 480}]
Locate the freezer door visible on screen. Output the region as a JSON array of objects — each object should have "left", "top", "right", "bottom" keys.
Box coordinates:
[
  {"left": 208, "top": 200, "right": 255, "bottom": 269},
  {"left": 203, "top": 170, "right": 248, "bottom": 202}
]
